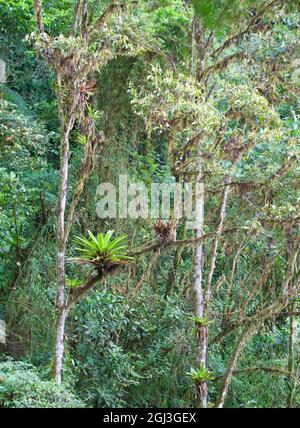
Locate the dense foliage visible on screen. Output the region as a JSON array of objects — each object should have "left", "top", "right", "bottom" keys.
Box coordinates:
[
  {"left": 0, "top": 0, "right": 299, "bottom": 408},
  {"left": 0, "top": 359, "right": 84, "bottom": 407}
]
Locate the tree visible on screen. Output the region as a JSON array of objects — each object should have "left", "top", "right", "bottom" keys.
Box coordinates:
[
  {"left": 31, "top": 0, "right": 144, "bottom": 383},
  {"left": 131, "top": 0, "right": 299, "bottom": 407},
  {"left": 0, "top": 0, "right": 299, "bottom": 408}
]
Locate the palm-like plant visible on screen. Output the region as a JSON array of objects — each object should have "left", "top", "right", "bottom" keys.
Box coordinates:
[{"left": 69, "top": 230, "right": 132, "bottom": 269}]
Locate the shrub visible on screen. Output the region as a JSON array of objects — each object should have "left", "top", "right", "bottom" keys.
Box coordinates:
[{"left": 0, "top": 359, "right": 85, "bottom": 408}]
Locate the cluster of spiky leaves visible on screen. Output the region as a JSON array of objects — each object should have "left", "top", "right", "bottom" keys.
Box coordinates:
[
  {"left": 189, "top": 315, "right": 211, "bottom": 327},
  {"left": 69, "top": 230, "right": 132, "bottom": 268},
  {"left": 1, "top": 0, "right": 300, "bottom": 410},
  {"left": 186, "top": 364, "right": 214, "bottom": 382}
]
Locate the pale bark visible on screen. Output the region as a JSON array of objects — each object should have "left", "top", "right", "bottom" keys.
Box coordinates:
[
  {"left": 54, "top": 113, "right": 75, "bottom": 384},
  {"left": 53, "top": 300, "right": 67, "bottom": 383},
  {"left": 72, "top": 0, "right": 82, "bottom": 37},
  {"left": 30, "top": 6, "right": 71, "bottom": 382},
  {"left": 193, "top": 145, "right": 207, "bottom": 408},
  {"left": 191, "top": 17, "right": 209, "bottom": 408},
  {"left": 53, "top": 68, "right": 81, "bottom": 381},
  {"left": 194, "top": 148, "right": 205, "bottom": 324},
  {"left": 32, "top": 0, "right": 139, "bottom": 384}
]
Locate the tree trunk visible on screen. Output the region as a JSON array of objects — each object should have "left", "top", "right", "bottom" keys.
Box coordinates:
[
  {"left": 287, "top": 306, "right": 295, "bottom": 408},
  {"left": 193, "top": 145, "right": 207, "bottom": 408},
  {"left": 53, "top": 114, "right": 75, "bottom": 383},
  {"left": 215, "top": 325, "right": 253, "bottom": 408},
  {"left": 53, "top": 305, "right": 67, "bottom": 383},
  {"left": 204, "top": 181, "right": 230, "bottom": 305}
]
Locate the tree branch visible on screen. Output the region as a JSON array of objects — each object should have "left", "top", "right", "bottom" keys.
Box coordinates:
[
  {"left": 211, "top": 0, "right": 279, "bottom": 58},
  {"left": 72, "top": 0, "right": 82, "bottom": 37},
  {"left": 88, "top": 0, "right": 137, "bottom": 39},
  {"left": 215, "top": 324, "right": 255, "bottom": 408},
  {"left": 66, "top": 265, "right": 120, "bottom": 309},
  {"left": 32, "top": 0, "right": 45, "bottom": 33},
  {"left": 214, "top": 366, "right": 300, "bottom": 386}
]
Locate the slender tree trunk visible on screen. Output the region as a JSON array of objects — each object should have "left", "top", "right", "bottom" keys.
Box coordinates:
[
  {"left": 32, "top": 0, "right": 133, "bottom": 385},
  {"left": 53, "top": 305, "right": 67, "bottom": 383},
  {"left": 287, "top": 306, "right": 295, "bottom": 408},
  {"left": 193, "top": 145, "right": 207, "bottom": 408},
  {"left": 12, "top": 204, "right": 21, "bottom": 262},
  {"left": 53, "top": 113, "right": 75, "bottom": 383},
  {"left": 33, "top": 0, "right": 44, "bottom": 33},
  {"left": 222, "top": 237, "right": 245, "bottom": 327},
  {"left": 204, "top": 180, "right": 230, "bottom": 305},
  {"left": 72, "top": 0, "right": 82, "bottom": 37},
  {"left": 215, "top": 325, "right": 253, "bottom": 408},
  {"left": 190, "top": 13, "right": 211, "bottom": 408}
]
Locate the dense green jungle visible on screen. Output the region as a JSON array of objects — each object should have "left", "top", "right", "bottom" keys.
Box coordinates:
[{"left": 0, "top": 0, "right": 299, "bottom": 409}]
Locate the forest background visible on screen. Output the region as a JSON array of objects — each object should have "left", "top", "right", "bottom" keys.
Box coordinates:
[{"left": 0, "top": 0, "right": 299, "bottom": 408}]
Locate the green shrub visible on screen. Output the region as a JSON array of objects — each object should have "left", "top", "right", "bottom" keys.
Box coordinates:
[{"left": 0, "top": 360, "right": 85, "bottom": 408}]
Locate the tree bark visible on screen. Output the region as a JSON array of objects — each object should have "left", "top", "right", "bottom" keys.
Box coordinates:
[
  {"left": 53, "top": 305, "right": 67, "bottom": 383},
  {"left": 32, "top": 0, "right": 138, "bottom": 385},
  {"left": 287, "top": 305, "right": 296, "bottom": 408},
  {"left": 33, "top": 0, "right": 44, "bottom": 33},
  {"left": 193, "top": 145, "right": 207, "bottom": 408},
  {"left": 53, "top": 113, "right": 75, "bottom": 384},
  {"left": 53, "top": 74, "right": 79, "bottom": 382}
]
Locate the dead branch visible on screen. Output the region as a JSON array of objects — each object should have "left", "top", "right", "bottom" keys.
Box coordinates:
[{"left": 214, "top": 366, "right": 300, "bottom": 386}]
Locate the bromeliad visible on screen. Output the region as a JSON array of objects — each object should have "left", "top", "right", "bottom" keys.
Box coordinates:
[{"left": 69, "top": 230, "right": 132, "bottom": 269}]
